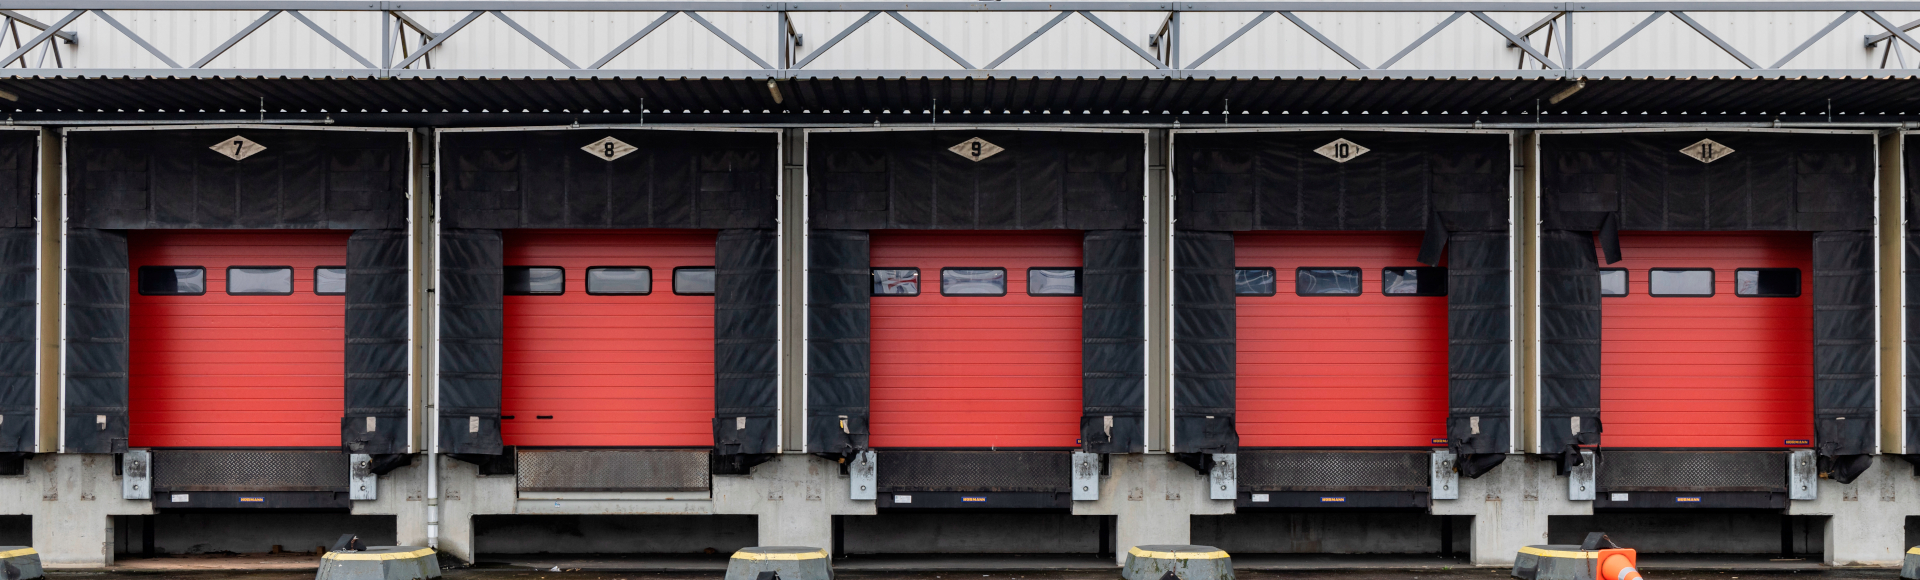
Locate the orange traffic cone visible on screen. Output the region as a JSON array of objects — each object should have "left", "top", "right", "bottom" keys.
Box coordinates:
[{"left": 1599, "top": 550, "right": 1641, "bottom": 580}]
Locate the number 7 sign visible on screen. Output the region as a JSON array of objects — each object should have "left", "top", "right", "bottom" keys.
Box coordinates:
[{"left": 209, "top": 135, "right": 267, "bottom": 161}]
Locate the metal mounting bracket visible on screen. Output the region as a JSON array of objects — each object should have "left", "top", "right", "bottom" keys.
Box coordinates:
[
  {"left": 350, "top": 453, "right": 377, "bottom": 501},
  {"left": 1788, "top": 449, "right": 1817, "bottom": 500},
  {"left": 1072, "top": 451, "right": 1100, "bottom": 501},
  {"left": 850, "top": 449, "right": 877, "bottom": 501},
  {"left": 122, "top": 449, "right": 150, "bottom": 500},
  {"left": 1209, "top": 453, "right": 1236, "bottom": 500},
  {"left": 1431, "top": 449, "right": 1460, "bottom": 500},
  {"left": 1568, "top": 450, "right": 1595, "bottom": 501}
]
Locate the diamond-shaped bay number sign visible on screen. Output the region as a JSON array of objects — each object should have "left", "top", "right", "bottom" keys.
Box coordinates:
[
  {"left": 949, "top": 137, "right": 1004, "bottom": 162},
  {"left": 1679, "top": 139, "right": 1734, "bottom": 163},
  {"left": 1314, "top": 138, "right": 1369, "bottom": 163},
  {"left": 210, "top": 135, "right": 266, "bottom": 161},
  {"left": 582, "top": 136, "right": 638, "bottom": 161}
]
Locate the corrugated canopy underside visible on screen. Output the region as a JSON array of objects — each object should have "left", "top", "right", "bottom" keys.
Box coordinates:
[{"left": 6, "top": 75, "right": 1920, "bottom": 115}]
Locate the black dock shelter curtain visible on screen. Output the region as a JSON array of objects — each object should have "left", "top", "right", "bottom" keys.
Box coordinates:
[
  {"left": 65, "top": 228, "right": 128, "bottom": 454},
  {"left": 438, "top": 129, "right": 780, "bottom": 465},
  {"left": 0, "top": 130, "right": 35, "bottom": 459},
  {"left": 1172, "top": 130, "right": 1513, "bottom": 477},
  {"left": 806, "top": 130, "right": 1147, "bottom": 458},
  {"left": 807, "top": 230, "right": 871, "bottom": 459},
  {"left": 1904, "top": 136, "right": 1920, "bottom": 468},
  {"left": 343, "top": 230, "right": 412, "bottom": 462},
  {"left": 438, "top": 228, "right": 504, "bottom": 458},
  {"left": 1173, "top": 231, "right": 1236, "bottom": 456},
  {"left": 62, "top": 128, "right": 411, "bottom": 455},
  {"left": 1541, "top": 131, "right": 1876, "bottom": 483},
  {"left": 1536, "top": 229, "right": 1602, "bottom": 471},
  {"left": 714, "top": 228, "right": 780, "bottom": 471}
]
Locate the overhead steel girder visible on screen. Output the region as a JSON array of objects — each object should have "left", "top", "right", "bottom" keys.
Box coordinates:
[
  {"left": 5, "top": 1, "right": 1920, "bottom": 88},
  {"left": 10, "top": 2, "right": 1920, "bottom": 11},
  {"left": 5, "top": 69, "right": 1918, "bottom": 80}
]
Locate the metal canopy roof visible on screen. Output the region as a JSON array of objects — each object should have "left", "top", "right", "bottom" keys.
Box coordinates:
[{"left": 6, "top": 76, "right": 1918, "bottom": 118}]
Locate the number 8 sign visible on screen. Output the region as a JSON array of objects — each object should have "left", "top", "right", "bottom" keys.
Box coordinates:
[{"left": 582, "top": 136, "right": 638, "bottom": 161}]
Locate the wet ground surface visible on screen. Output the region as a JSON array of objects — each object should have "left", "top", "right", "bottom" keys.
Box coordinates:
[
  {"left": 42, "top": 553, "right": 1899, "bottom": 580},
  {"left": 42, "top": 568, "right": 1904, "bottom": 580}
]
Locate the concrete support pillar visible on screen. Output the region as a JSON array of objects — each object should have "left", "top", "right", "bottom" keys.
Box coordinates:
[
  {"left": 430, "top": 457, "right": 515, "bottom": 565},
  {"left": 714, "top": 455, "right": 875, "bottom": 548},
  {"left": 1432, "top": 455, "right": 1588, "bottom": 566},
  {"left": 1789, "top": 458, "right": 1917, "bottom": 566},
  {"left": 349, "top": 460, "right": 431, "bottom": 548},
  {"left": 1074, "top": 455, "right": 1233, "bottom": 565}
]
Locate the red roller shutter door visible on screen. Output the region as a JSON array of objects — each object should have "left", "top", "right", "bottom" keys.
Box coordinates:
[
  {"left": 502, "top": 230, "right": 716, "bottom": 447},
  {"left": 129, "top": 230, "right": 350, "bottom": 448},
  {"left": 1602, "top": 232, "right": 1814, "bottom": 449},
  {"left": 868, "top": 231, "right": 1084, "bottom": 448},
  {"left": 1235, "top": 231, "right": 1448, "bottom": 448}
]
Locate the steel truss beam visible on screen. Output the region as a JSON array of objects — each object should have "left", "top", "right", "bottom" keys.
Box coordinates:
[{"left": 5, "top": 2, "right": 1920, "bottom": 80}]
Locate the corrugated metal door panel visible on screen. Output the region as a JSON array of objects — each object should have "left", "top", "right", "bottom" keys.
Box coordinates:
[
  {"left": 1603, "top": 231, "right": 1814, "bottom": 449},
  {"left": 868, "top": 231, "right": 1084, "bottom": 448},
  {"left": 1235, "top": 231, "right": 1448, "bottom": 448},
  {"left": 502, "top": 230, "right": 717, "bottom": 447},
  {"left": 128, "top": 230, "right": 350, "bottom": 448}
]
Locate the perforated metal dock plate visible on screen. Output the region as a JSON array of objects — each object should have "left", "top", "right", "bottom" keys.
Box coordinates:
[
  {"left": 876, "top": 450, "right": 1071, "bottom": 492},
  {"left": 152, "top": 450, "right": 349, "bottom": 492},
  {"left": 1237, "top": 450, "right": 1430, "bottom": 492},
  {"left": 1597, "top": 450, "right": 1786, "bottom": 493},
  {"left": 515, "top": 449, "right": 711, "bottom": 492}
]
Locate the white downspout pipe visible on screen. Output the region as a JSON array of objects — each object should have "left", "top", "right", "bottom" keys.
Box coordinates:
[{"left": 424, "top": 127, "right": 441, "bottom": 551}]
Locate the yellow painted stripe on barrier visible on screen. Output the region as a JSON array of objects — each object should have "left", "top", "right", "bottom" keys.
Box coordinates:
[
  {"left": 0, "top": 548, "right": 37, "bottom": 559},
  {"left": 732, "top": 549, "right": 829, "bottom": 561},
  {"left": 1128, "top": 547, "right": 1230, "bottom": 560},
  {"left": 1518, "top": 546, "right": 1596, "bottom": 559},
  {"left": 1909, "top": 547, "right": 1920, "bottom": 555},
  {"left": 323, "top": 548, "right": 436, "bottom": 561}
]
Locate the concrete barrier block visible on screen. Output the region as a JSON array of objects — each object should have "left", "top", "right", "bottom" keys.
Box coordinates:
[
  {"left": 1122, "top": 545, "right": 1232, "bottom": 580},
  {"left": 1513, "top": 545, "right": 1596, "bottom": 580},
  {"left": 726, "top": 546, "right": 832, "bottom": 580},
  {"left": 1901, "top": 547, "right": 1920, "bottom": 579},
  {"left": 0, "top": 547, "right": 43, "bottom": 580},
  {"left": 316, "top": 546, "right": 440, "bottom": 580}
]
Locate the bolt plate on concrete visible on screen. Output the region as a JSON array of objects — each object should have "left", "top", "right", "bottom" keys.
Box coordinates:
[
  {"left": 1431, "top": 449, "right": 1459, "bottom": 500},
  {"left": 1789, "top": 449, "right": 1817, "bottom": 500},
  {"left": 850, "top": 449, "right": 877, "bottom": 501},
  {"left": 1568, "top": 450, "right": 1595, "bottom": 501},
  {"left": 1314, "top": 138, "right": 1369, "bottom": 163},
  {"left": 1072, "top": 451, "right": 1100, "bottom": 501},
  {"left": 1679, "top": 138, "right": 1734, "bottom": 163},
  {"left": 349, "top": 453, "right": 377, "bottom": 501},
  {"left": 1209, "top": 454, "right": 1237, "bottom": 500},
  {"left": 210, "top": 135, "right": 266, "bottom": 161},
  {"left": 949, "top": 137, "right": 1003, "bottom": 162},
  {"left": 122, "top": 449, "right": 151, "bottom": 500}
]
